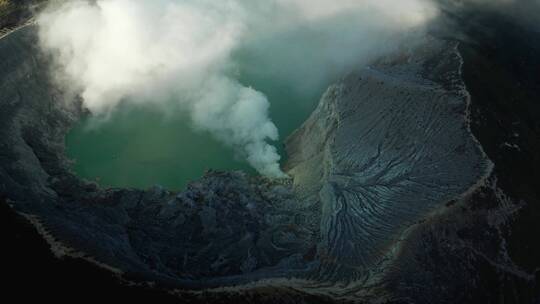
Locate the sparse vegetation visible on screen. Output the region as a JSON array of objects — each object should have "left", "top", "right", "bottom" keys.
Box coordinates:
[
  {"left": 0, "top": 0, "right": 17, "bottom": 18},
  {"left": 0, "top": 0, "right": 45, "bottom": 30}
]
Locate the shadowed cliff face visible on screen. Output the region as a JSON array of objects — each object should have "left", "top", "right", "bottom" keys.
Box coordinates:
[{"left": 1, "top": 4, "right": 539, "bottom": 303}]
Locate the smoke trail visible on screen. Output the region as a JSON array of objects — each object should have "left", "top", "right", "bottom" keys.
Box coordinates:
[
  {"left": 37, "top": 0, "right": 286, "bottom": 177},
  {"left": 37, "top": 0, "right": 437, "bottom": 178}
]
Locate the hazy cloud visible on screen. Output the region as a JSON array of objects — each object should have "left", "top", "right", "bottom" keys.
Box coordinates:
[{"left": 37, "top": 0, "right": 438, "bottom": 177}]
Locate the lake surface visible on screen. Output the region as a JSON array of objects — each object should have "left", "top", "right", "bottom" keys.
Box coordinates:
[{"left": 66, "top": 69, "right": 323, "bottom": 190}]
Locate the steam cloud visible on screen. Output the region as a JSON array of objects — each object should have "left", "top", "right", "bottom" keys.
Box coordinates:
[{"left": 37, "top": 0, "right": 437, "bottom": 178}]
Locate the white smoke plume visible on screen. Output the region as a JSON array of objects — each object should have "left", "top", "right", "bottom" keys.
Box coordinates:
[{"left": 37, "top": 0, "right": 437, "bottom": 178}]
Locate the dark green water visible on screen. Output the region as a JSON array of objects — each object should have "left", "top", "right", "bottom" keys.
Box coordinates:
[{"left": 66, "top": 70, "right": 322, "bottom": 190}]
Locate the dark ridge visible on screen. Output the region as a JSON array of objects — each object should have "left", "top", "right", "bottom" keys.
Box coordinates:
[
  {"left": 0, "top": 196, "right": 340, "bottom": 303},
  {"left": 0, "top": 196, "right": 181, "bottom": 303},
  {"left": 384, "top": 5, "right": 540, "bottom": 303},
  {"left": 458, "top": 10, "right": 540, "bottom": 276}
]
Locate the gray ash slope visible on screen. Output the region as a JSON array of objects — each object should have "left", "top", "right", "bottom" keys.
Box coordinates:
[{"left": 1, "top": 4, "right": 539, "bottom": 304}]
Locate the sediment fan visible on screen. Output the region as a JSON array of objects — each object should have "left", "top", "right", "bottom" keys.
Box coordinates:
[{"left": 0, "top": 1, "right": 539, "bottom": 303}]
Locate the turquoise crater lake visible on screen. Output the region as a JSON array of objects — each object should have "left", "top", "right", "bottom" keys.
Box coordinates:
[{"left": 66, "top": 71, "right": 323, "bottom": 191}]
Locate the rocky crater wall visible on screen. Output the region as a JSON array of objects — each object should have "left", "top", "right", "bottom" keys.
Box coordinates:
[{"left": 1, "top": 10, "right": 538, "bottom": 302}]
